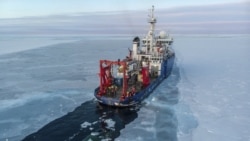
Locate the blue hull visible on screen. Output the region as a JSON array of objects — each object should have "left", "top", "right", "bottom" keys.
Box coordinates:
[{"left": 94, "top": 55, "right": 175, "bottom": 107}]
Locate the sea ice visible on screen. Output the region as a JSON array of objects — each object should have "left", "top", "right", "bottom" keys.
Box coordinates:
[{"left": 81, "top": 122, "right": 92, "bottom": 128}]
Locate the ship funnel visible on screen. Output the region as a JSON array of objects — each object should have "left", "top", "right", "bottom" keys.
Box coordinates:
[
  {"left": 133, "top": 36, "right": 140, "bottom": 46},
  {"left": 132, "top": 37, "right": 140, "bottom": 59}
]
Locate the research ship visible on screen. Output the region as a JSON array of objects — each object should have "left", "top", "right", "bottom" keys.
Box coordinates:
[{"left": 94, "top": 6, "right": 175, "bottom": 107}]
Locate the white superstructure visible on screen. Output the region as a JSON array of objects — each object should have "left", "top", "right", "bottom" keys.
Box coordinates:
[{"left": 132, "top": 5, "right": 174, "bottom": 76}]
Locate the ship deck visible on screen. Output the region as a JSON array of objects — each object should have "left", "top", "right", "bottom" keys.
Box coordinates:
[{"left": 101, "top": 75, "right": 158, "bottom": 100}]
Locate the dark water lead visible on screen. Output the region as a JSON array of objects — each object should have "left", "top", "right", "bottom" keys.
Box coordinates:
[{"left": 22, "top": 100, "right": 141, "bottom": 141}]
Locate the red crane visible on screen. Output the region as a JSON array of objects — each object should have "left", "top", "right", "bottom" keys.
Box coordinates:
[{"left": 98, "top": 60, "right": 128, "bottom": 99}]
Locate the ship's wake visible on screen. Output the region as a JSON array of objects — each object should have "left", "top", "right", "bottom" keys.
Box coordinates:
[
  {"left": 22, "top": 99, "right": 141, "bottom": 141},
  {"left": 23, "top": 64, "right": 181, "bottom": 141}
]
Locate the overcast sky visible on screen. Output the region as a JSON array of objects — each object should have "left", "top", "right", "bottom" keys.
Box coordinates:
[
  {"left": 0, "top": 0, "right": 247, "bottom": 18},
  {"left": 0, "top": 0, "right": 249, "bottom": 34}
]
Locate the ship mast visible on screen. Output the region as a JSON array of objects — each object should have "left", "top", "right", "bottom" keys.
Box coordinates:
[{"left": 148, "top": 5, "right": 156, "bottom": 53}]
